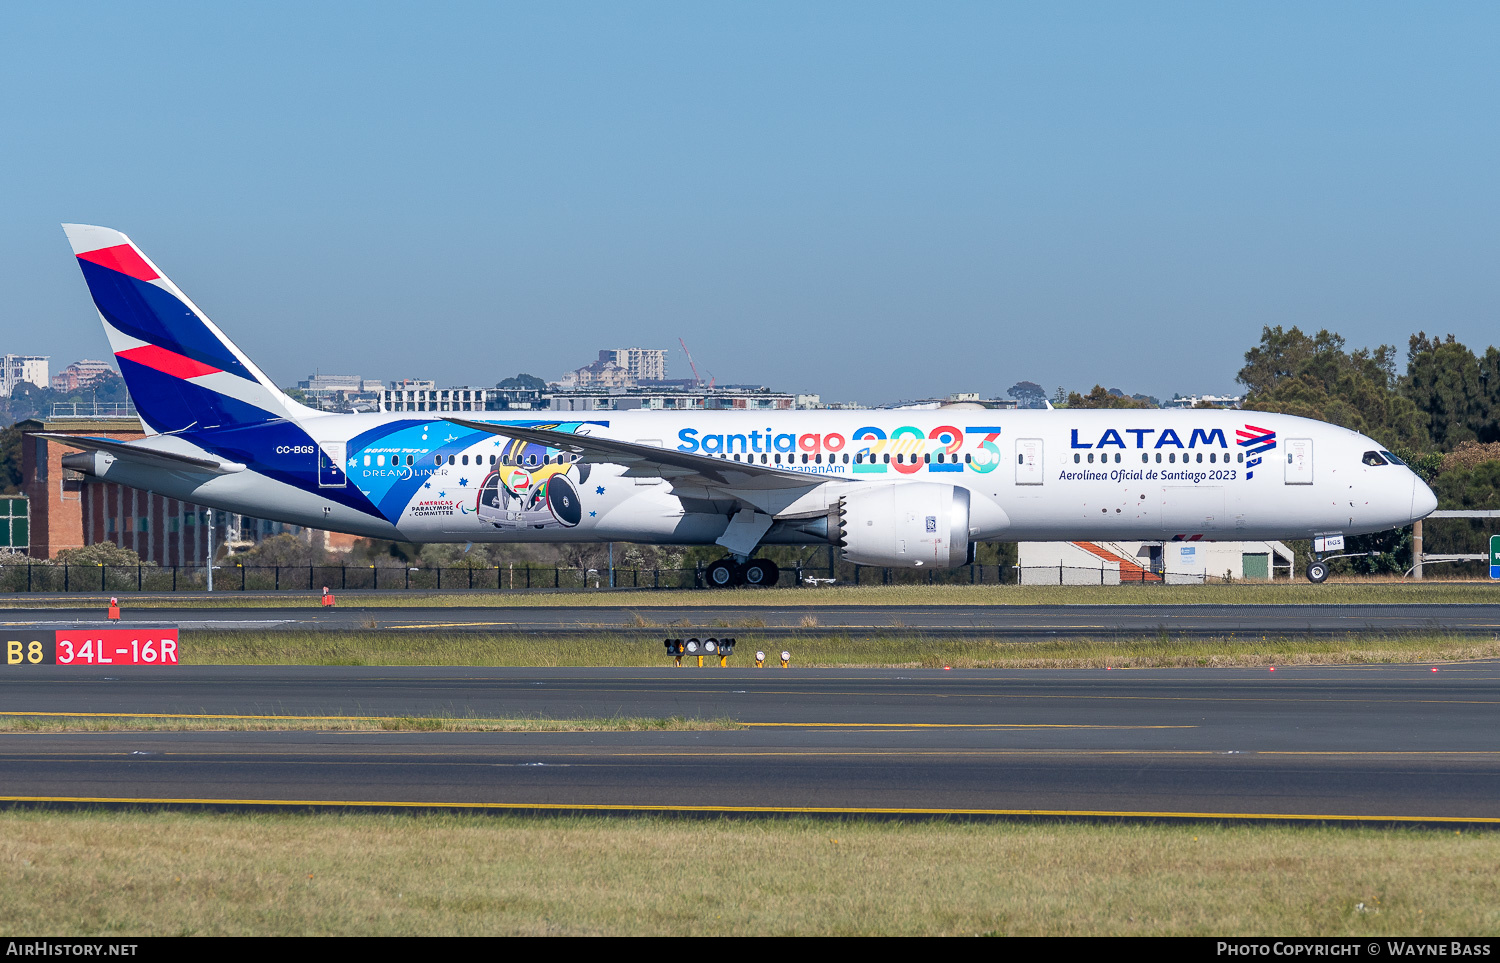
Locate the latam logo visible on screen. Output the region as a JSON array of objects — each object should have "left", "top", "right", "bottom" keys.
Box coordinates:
[{"left": 1236, "top": 424, "right": 1276, "bottom": 479}]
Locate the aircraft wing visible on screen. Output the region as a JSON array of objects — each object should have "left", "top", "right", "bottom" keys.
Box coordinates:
[
  {"left": 36, "top": 434, "right": 246, "bottom": 475},
  {"left": 444, "top": 418, "right": 832, "bottom": 504}
]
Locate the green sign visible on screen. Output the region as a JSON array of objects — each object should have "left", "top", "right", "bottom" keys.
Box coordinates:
[{"left": 1491, "top": 535, "right": 1500, "bottom": 580}]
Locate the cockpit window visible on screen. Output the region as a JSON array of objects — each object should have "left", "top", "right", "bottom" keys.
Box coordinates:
[
  {"left": 1380, "top": 450, "right": 1406, "bottom": 467},
  {"left": 1362, "top": 451, "right": 1388, "bottom": 466}
]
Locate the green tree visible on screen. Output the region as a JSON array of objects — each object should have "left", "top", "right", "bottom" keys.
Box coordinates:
[
  {"left": 497, "top": 373, "right": 547, "bottom": 390},
  {"left": 226, "top": 532, "right": 326, "bottom": 567},
  {"left": 1065, "top": 385, "right": 1155, "bottom": 409},
  {"left": 1007, "top": 381, "right": 1048, "bottom": 409},
  {"left": 1402, "top": 333, "right": 1483, "bottom": 449},
  {"left": 0, "top": 426, "right": 21, "bottom": 494},
  {"left": 1237, "top": 326, "right": 1427, "bottom": 450},
  {"left": 53, "top": 542, "right": 150, "bottom": 566}
]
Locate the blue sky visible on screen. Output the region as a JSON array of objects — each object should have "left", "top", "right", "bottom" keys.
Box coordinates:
[{"left": 3, "top": 2, "right": 1497, "bottom": 404}]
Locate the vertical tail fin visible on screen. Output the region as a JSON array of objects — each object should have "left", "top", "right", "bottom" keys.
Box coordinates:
[{"left": 62, "top": 224, "right": 311, "bottom": 435}]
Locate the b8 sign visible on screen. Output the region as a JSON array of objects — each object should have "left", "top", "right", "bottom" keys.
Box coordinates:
[{"left": 5, "top": 627, "right": 180, "bottom": 666}]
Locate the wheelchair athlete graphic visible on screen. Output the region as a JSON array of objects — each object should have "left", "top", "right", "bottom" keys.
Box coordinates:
[{"left": 475, "top": 428, "right": 587, "bottom": 531}]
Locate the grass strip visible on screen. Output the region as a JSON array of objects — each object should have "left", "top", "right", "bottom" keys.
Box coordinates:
[
  {"left": 0, "top": 713, "right": 738, "bottom": 734},
  {"left": 0, "top": 810, "right": 1495, "bottom": 936},
  {"left": 175, "top": 628, "right": 1500, "bottom": 668},
  {"left": 5, "top": 580, "right": 1500, "bottom": 608}
]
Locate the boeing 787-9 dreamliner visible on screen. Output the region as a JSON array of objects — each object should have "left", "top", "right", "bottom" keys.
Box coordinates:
[{"left": 46, "top": 225, "right": 1437, "bottom": 586}]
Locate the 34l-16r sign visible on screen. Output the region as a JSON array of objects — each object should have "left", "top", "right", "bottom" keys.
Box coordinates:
[{"left": 5, "top": 626, "right": 180, "bottom": 666}]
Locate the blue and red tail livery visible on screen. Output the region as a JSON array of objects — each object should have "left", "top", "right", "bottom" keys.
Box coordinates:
[{"left": 62, "top": 224, "right": 308, "bottom": 436}]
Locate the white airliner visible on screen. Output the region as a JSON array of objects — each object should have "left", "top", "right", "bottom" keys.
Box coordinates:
[{"left": 47, "top": 224, "right": 1437, "bottom": 586}]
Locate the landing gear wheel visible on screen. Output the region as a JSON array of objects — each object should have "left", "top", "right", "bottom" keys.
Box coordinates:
[
  {"left": 705, "top": 559, "right": 742, "bottom": 588},
  {"left": 1306, "top": 560, "right": 1330, "bottom": 584},
  {"left": 741, "top": 559, "right": 780, "bottom": 587}
]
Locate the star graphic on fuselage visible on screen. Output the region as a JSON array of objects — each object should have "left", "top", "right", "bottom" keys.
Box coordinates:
[
  {"left": 458, "top": 477, "right": 468, "bottom": 487},
  {"left": 438, "top": 491, "right": 447, "bottom": 498},
  {"left": 595, "top": 486, "right": 605, "bottom": 495},
  {"left": 589, "top": 511, "right": 597, "bottom": 517}
]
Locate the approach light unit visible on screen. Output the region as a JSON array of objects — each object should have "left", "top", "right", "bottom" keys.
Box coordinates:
[
  {"left": 662, "top": 636, "right": 736, "bottom": 667},
  {"left": 755, "top": 650, "right": 766, "bottom": 668},
  {"left": 780, "top": 650, "right": 791, "bottom": 668}
]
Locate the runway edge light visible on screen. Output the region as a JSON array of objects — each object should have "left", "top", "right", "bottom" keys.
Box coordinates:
[{"left": 781, "top": 650, "right": 791, "bottom": 669}]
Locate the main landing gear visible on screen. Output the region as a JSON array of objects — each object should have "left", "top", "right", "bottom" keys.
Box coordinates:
[
  {"left": 704, "top": 557, "right": 780, "bottom": 588},
  {"left": 1305, "top": 559, "right": 1330, "bottom": 583}
]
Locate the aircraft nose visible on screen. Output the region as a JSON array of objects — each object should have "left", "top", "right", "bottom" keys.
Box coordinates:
[{"left": 1412, "top": 475, "right": 1438, "bottom": 521}]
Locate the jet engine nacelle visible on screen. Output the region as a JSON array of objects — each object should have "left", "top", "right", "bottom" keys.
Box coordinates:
[
  {"left": 837, "top": 482, "right": 972, "bottom": 568},
  {"left": 60, "top": 450, "right": 114, "bottom": 477}
]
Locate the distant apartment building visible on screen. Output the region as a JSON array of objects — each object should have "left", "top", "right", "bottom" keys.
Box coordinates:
[
  {"left": 598, "top": 347, "right": 667, "bottom": 382},
  {"left": 295, "top": 373, "right": 385, "bottom": 412},
  {"left": 545, "top": 384, "right": 794, "bottom": 412},
  {"left": 491, "top": 386, "right": 543, "bottom": 410},
  {"left": 557, "top": 348, "right": 670, "bottom": 390},
  {"left": 1162, "top": 394, "right": 1243, "bottom": 409},
  {"left": 1, "top": 355, "right": 49, "bottom": 397},
  {"left": 380, "top": 385, "right": 492, "bottom": 412},
  {"left": 50, "top": 359, "right": 114, "bottom": 393},
  {"left": 558, "top": 359, "right": 633, "bottom": 389},
  {"left": 887, "top": 394, "right": 1019, "bottom": 410}
]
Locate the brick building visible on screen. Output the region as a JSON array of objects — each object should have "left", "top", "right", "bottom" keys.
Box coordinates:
[{"left": 18, "top": 417, "right": 352, "bottom": 563}]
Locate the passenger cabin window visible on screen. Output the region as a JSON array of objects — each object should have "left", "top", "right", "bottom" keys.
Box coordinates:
[{"left": 1363, "top": 451, "right": 1388, "bottom": 466}]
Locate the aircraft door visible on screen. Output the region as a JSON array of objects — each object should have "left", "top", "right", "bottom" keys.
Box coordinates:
[
  {"left": 318, "top": 441, "right": 347, "bottom": 488},
  {"left": 1015, "top": 438, "right": 1043, "bottom": 485},
  {"left": 1284, "top": 438, "right": 1313, "bottom": 485}
]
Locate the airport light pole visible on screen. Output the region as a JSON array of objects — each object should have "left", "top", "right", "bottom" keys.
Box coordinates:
[{"left": 206, "top": 509, "right": 214, "bottom": 592}]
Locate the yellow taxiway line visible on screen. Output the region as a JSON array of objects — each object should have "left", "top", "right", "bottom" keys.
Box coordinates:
[{"left": 1, "top": 794, "right": 1497, "bottom": 825}]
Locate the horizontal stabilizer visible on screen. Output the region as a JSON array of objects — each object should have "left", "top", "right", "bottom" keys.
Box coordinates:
[{"left": 36, "top": 434, "right": 245, "bottom": 475}]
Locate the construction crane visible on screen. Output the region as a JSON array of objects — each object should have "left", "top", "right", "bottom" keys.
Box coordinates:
[{"left": 678, "top": 338, "right": 701, "bottom": 389}]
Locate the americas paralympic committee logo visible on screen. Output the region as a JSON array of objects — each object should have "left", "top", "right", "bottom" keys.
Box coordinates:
[{"left": 1236, "top": 424, "right": 1276, "bottom": 479}]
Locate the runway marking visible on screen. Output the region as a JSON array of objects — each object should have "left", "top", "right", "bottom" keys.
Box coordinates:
[
  {"left": 0, "top": 711, "right": 396, "bottom": 721},
  {"left": 742, "top": 722, "right": 1196, "bottom": 730},
  {"left": 2, "top": 794, "right": 1497, "bottom": 825},
  {"left": 384, "top": 622, "right": 525, "bottom": 629},
  {"left": 0, "top": 710, "right": 1191, "bottom": 731}
]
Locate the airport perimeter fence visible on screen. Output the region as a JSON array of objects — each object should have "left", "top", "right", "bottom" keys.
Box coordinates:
[
  {"left": 0, "top": 559, "right": 1050, "bottom": 593},
  {"left": 1015, "top": 564, "right": 1239, "bottom": 586}
]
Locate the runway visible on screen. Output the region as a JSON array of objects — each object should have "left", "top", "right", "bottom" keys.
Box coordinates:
[
  {"left": 2, "top": 602, "right": 1499, "bottom": 637},
  {"left": 6, "top": 663, "right": 1500, "bottom": 823}
]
